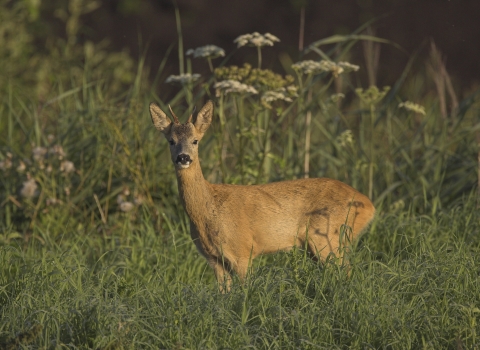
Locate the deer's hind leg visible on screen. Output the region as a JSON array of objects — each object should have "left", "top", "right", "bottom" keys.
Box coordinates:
[{"left": 208, "top": 257, "right": 233, "bottom": 293}]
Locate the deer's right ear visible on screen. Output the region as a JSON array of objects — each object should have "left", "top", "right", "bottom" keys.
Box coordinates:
[{"left": 149, "top": 103, "right": 172, "bottom": 133}]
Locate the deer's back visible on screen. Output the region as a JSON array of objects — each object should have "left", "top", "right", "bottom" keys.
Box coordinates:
[{"left": 208, "top": 178, "right": 375, "bottom": 255}]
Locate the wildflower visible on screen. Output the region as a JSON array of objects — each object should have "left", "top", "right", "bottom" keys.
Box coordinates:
[
  {"left": 0, "top": 155, "right": 12, "bottom": 171},
  {"left": 261, "top": 88, "right": 294, "bottom": 109},
  {"left": 165, "top": 73, "right": 201, "bottom": 85},
  {"left": 16, "top": 161, "right": 26, "bottom": 173},
  {"left": 64, "top": 186, "right": 71, "bottom": 196},
  {"left": 119, "top": 201, "right": 134, "bottom": 212},
  {"left": 32, "top": 147, "right": 47, "bottom": 162},
  {"left": 134, "top": 193, "right": 144, "bottom": 206},
  {"left": 186, "top": 45, "right": 225, "bottom": 59},
  {"left": 292, "top": 60, "right": 359, "bottom": 77},
  {"left": 336, "top": 130, "right": 354, "bottom": 148},
  {"left": 214, "top": 80, "right": 258, "bottom": 96},
  {"left": 47, "top": 134, "right": 55, "bottom": 143},
  {"left": 50, "top": 145, "right": 66, "bottom": 159},
  {"left": 398, "top": 101, "right": 426, "bottom": 115},
  {"left": 234, "top": 32, "right": 280, "bottom": 48},
  {"left": 60, "top": 160, "right": 75, "bottom": 174},
  {"left": 20, "top": 177, "right": 38, "bottom": 199},
  {"left": 117, "top": 194, "right": 126, "bottom": 205}
]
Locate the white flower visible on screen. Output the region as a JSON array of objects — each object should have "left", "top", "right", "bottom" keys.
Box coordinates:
[
  {"left": 186, "top": 45, "right": 225, "bottom": 59},
  {"left": 117, "top": 194, "right": 126, "bottom": 205},
  {"left": 16, "top": 161, "right": 26, "bottom": 173},
  {"left": 292, "top": 60, "right": 359, "bottom": 77},
  {"left": 50, "top": 145, "right": 66, "bottom": 160},
  {"left": 119, "top": 201, "right": 134, "bottom": 212},
  {"left": 134, "top": 194, "right": 144, "bottom": 206},
  {"left": 32, "top": 147, "right": 47, "bottom": 162},
  {"left": 60, "top": 160, "right": 75, "bottom": 174},
  {"left": 165, "top": 73, "right": 201, "bottom": 85},
  {"left": 234, "top": 32, "right": 280, "bottom": 48},
  {"left": 214, "top": 80, "right": 258, "bottom": 96},
  {"left": 398, "top": 101, "right": 426, "bottom": 115},
  {"left": 261, "top": 88, "right": 294, "bottom": 108},
  {"left": 20, "top": 178, "right": 38, "bottom": 199},
  {"left": 0, "top": 157, "right": 12, "bottom": 171}
]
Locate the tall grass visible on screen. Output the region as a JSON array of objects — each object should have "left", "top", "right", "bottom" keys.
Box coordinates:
[{"left": 0, "top": 1, "right": 479, "bottom": 348}]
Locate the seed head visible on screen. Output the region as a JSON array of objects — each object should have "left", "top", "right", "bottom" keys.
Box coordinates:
[{"left": 398, "top": 101, "right": 426, "bottom": 115}]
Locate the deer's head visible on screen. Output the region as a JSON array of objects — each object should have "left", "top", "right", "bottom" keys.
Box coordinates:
[{"left": 149, "top": 100, "right": 213, "bottom": 169}]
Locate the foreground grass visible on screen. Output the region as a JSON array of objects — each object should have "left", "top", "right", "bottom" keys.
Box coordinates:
[{"left": 1, "top": 195, "right": 479, "bottom": 349}]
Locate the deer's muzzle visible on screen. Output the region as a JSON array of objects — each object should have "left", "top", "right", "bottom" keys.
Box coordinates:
[{"left": 176, "top": 154, "right": 192, "bottom": 167}]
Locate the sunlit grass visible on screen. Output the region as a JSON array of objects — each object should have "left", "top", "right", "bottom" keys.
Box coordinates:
[{"left": 1, "top": 1, "right": 479, "bottom": 348}]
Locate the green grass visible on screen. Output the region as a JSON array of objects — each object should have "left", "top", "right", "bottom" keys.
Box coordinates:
[
  {"left": 1, "top": 195, "right": 479, "bottom": 348},
  {"left": 1, "top": 2, "right": 480, "bottom": 348}
]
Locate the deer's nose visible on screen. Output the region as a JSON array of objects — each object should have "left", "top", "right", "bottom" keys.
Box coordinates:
[{"left": 176, "top": 154, "right": 192, "bottom": 165}]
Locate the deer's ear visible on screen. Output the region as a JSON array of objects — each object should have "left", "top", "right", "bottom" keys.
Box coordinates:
[
  {"left": 194, "top": 100, "right": 214, "bottom": 134},
  {"left": 149, "top": 103, "right": 172, "bottom": 134}
]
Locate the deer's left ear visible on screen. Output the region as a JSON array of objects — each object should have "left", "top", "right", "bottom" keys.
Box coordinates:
[
  {"left": 149, "top": 103, "right": 172, "bottom": 134},
  {"left": 194, "top": 100, "right": 214, "bottom": 134}
]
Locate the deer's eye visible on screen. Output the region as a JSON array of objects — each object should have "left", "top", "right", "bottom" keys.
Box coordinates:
[
  {"left": 193, "top": 140, "right": 198, "bottom": 145},
  {"left": 169, "top": 140, "right": 175, "bottom": 146}
]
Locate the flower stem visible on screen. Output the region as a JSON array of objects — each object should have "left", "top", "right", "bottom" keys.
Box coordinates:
[
  {"left": 257, "top": 46, "right": 262, "bottom": 69},
  {"left": 304, "top": 90, "right": 312, "bottom": 178}
]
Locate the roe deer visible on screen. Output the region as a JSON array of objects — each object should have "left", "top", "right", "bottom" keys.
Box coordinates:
[{"left": 150, "top": 100, "right": 375, "bottom": 291}]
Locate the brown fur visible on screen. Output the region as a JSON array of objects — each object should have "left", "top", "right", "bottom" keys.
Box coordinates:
[{"left": 150, "top": 100, "right": 376, "bottom": 291}]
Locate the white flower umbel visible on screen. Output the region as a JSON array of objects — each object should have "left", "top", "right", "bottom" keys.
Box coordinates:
[
  {"left": 186, "top": 45, "right": 225, "bottom": 59},
  {"left": 261, "top": 88, "right": 294, "bottom": 108},
  {"left": 234, "top": 32, "right": 280, "bottom": 48},
  {"left": 234, "top": 32, "right": 280, "bottom": 68},
  {"left": 292, "top": 60, "right": 359, "bottom": 77},
  {"left": 398, "top": 101, "right": 426, "bottom": 115},
  {"left": 214, "top": 80, "right": 258, "bottom": 96},
  {"left": 165, "top": 73, "right": 201, "bottom": 85}
]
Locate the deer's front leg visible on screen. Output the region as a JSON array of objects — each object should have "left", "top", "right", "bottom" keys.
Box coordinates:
[{"left": 208, "top": 257, "right": 232, "bottom": 293}]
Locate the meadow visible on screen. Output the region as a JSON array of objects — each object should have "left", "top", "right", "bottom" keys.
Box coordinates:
[{"left": 1, "top": 2, "right": 480, "bottom": 349}]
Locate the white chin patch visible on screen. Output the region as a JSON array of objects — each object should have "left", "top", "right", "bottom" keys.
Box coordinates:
[{"left": 176, "top": 163, "right": 191, "bottom": 169}]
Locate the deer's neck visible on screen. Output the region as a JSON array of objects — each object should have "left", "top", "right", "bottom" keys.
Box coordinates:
[{"left": 175, "top": 161, "right": 215, "bottom": 226}]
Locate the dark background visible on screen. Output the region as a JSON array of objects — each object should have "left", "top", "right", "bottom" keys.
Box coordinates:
[{"left": 77, "top": 0, "right": 479, "bottom": 92}]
